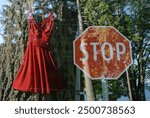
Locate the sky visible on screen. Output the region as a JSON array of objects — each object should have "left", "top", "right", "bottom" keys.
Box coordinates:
[{"left": 0, "top": 0, "right": 9, "bottom": 44}]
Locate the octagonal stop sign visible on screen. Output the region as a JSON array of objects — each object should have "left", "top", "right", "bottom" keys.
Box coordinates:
[{"left": 73, "top": 26, "right": 132, "bottom": 79}]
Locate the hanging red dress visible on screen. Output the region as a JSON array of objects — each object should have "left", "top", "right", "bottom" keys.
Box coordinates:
[{"left": 12, "top": 12, "right": 65, "bottom": 94}]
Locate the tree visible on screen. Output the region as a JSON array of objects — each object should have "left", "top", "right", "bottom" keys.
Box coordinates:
[{"left": 128, "top": 0, "right": 150, "bottom": 100}]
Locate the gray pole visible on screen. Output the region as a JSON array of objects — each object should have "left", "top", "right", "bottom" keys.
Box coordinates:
[
  {"left": 75, "top": 68, "right": 81, "bottom": 101},
  {"left": 75, "top": 0, "right": 95, "bottom": 101},
  {"left": 101, "top": 78, "right": 109, "bottom": 101},
  {"left": 75, "top": 0, "right": 82, "bottom": 101}
]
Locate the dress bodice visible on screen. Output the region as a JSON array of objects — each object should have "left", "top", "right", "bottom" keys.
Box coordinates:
[{"left": 28, "top": 12, "right": 54, "bottom": 48}]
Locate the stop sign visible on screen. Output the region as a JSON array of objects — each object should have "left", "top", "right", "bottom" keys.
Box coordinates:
[{"left": 73, "top": 26, "right": 132, "bottom": 79}]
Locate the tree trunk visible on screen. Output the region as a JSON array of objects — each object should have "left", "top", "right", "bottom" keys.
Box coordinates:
[{"left": 76, "top": 0, "right": 95, "bottom": 101}]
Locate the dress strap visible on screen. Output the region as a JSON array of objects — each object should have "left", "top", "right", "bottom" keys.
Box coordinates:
[
  {"left": 29, "top": 12, "right": 32, "bottom": 19},
  {"left": 49, "top": 11, "right": 55, "bottom": 20},
  {"left": 27, "top": 9, "right": 33, "bottom": 20}
]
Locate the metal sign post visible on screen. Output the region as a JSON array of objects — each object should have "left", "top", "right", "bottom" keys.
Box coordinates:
[{"left": 101, "top": 78, "right": 109, "bottom": 101}]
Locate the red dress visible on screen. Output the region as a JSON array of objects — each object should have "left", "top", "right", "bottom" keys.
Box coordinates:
[{"left": 12, "top": 12, "right": 65, "bottom": 94}]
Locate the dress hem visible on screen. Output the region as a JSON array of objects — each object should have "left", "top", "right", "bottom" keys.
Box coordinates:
[{"left": 12, "top": 86, "right": 60, "bottom": 94}]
